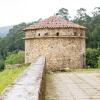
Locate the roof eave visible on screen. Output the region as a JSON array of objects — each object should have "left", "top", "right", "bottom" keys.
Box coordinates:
[{"left": 23, "top": 26, "right": 87, "bottom": 31}]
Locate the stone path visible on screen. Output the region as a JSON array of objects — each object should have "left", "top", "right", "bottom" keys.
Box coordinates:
[{"left": 47, "top": 72, "right": 100, "bottom": 100}]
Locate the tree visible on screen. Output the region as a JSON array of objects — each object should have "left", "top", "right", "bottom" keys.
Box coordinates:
[
  {"left": 73, "top": 7, "right": 100, "bottom": 49},
  {"left": 86, "top": 48, "right": 98, "bottom": 67},
  {"left": 0, "top": 19, "right": 41, "bottom": 63},
  {"left": 86, "top": 48, "right": 100, "bottom": 67},
  {"left": 0, "top": 59, "right": 5, "bottom": 71},
  {"left": 56, "top": 8, "right": 70, "bottom": 20},
  {"left": 73, "top": 8, "right": 91, "bottom": 26},
  {"left": 92, "top": 7, "right": 100, "bottom": 17},
  {"left": 0, "top": 23, "right": 27, "bottom": 62},
  {"left": 5, "top": 51, "right": 25, "bottom": 64},
  {"left": 98, "top": 56, "right": 100, "bottom": 68},
  {"left": 6, "top": 23, "right": 27, "bottom": 52},
  {"left": 87, "top": 7, "right": 100, "bottom": 48}
]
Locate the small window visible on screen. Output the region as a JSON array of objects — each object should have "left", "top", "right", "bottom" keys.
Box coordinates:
[
  {"left": 38, "top": 33, "right": 40, "bottom": 36},
  {"left": 56, "top": 32, "right": 59, "bottom": 36},
  {"left": 74, "top": 32, "right": 77, "bottom": 36},
  {"left": 80, "top": 33, "right": 83, "bottom": 36},
  {"left": 44, "top": 33, "right": 48, "bottom": 36}
]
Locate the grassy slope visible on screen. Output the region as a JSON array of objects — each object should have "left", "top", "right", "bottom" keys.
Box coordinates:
[{"left": 0, "top": 64, "right": 28, "bottom": 95}]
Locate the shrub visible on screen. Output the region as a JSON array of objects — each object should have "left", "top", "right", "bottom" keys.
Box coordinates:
[
  {"left": 86, "top": 48, "right": 99, "bottom": 68},
  {"left": 0, "top": 60, "right": 5, "bottom": 71},
  {"left": 98, "top": 56, "right": 100, "bottom": 68},
  {"left": 5, "top": 51, "right": 25, "bottom": 64}
]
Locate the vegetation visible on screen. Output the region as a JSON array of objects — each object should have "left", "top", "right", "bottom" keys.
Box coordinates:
[
  {"left": 0, "top": 23, "right": 28, "bottom": 71},
  {"left": 86, "top": 48, "right": 100, "bottom": 68},
  {"left": 0, "top": 23, "right": 27, "bottom": 67},
  {"left": 45, "top": 74, "right": 59, "bottom": 100},
  {"left": 0, "top": 64, "right": 28, "bottom": 95},
  {"left": 0, "top": 7, "right": 99, "bottom": 96},
  {"left": 71, "top": 68, "right": 100, "bottom": 73},
  {"left": 56, "top": 8, "right": 70, "bottom": 20},
  {"left": 98, "top": 56, "right": 100, "bottom": 68},
  {"left": 56, "top": 7, "right": 100, "bottom": 68},
  {"left": 56, "top": 7, "right": 100, "bottom": 49},
  {"left": 0, "top": 7, "right": 100, "bottom": 69},
  {"left": 0, "top": 59, "right": 5, "bottom": 71},
  {"left": 73, "top": 7, "right": 100, "bottom": 49},
  {"left": 5, "top": 51, "right": 24, "bottom": 65},
  {"left": 0, "top": 26, "right": 12, "bottom": 37}
]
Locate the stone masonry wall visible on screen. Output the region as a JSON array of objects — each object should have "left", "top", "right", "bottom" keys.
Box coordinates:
[
  {"left": 25, "top": 28, "right": 85, "bottom": 38},
  {"left": 25, "top": 28, "right": 85, "bottom": 70}
]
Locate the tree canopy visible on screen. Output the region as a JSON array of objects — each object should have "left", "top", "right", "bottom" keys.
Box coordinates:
[
  {"left": 73, "top": 7, "right": 100, "bottom": 48},
  {"left": 56, "top": 8, "right": 70, "bottom": 20}
]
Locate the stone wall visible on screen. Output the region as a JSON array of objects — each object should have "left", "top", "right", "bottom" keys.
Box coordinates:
[
  {"left": 1, "top": 57, "right": 46, "bottom": 100},
  {"left": 25, "top": 28, "right": 85, "bottom": 38},
  {"left": 25, "top": 28, "right": 85, "bottom": 70}
]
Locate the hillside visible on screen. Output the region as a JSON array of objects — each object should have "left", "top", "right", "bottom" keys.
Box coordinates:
[{"left": 0, "top": 26, "right": 13, "bottom": 37}]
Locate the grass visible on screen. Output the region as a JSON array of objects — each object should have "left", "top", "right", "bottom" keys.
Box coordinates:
[
  {"left": 52, "top": 68, "right": 100, "bottom": 73},
  {"left": 0, "top": 64, "right": 29, "bottom": 95},
  {"left": 45, "top": 74, "right": 59, "bottom": 100},
  {"left": 72, "top": 68, "right": 100, "bottom": 73}
]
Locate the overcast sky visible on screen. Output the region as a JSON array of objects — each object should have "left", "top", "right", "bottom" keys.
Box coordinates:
[{"left": 0, "top": 0, "right": 99, "bottom": 27}]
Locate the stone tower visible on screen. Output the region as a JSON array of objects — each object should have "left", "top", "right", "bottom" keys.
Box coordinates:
[{"left": 23, "top": 16, "right": 86, "bottom": 70}]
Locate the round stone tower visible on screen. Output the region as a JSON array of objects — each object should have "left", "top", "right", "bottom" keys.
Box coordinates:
[{"left": 23, "top": 16, "right": 86, "bottom": 70}]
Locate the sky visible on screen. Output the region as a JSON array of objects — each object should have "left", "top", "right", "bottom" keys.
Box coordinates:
[{"left": 0, "top": 0, "right": 100, "bottom": 27}]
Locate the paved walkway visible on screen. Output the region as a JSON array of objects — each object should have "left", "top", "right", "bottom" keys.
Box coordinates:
[{"left": 47, "top": 72, "right": 100, "bottom": 100}]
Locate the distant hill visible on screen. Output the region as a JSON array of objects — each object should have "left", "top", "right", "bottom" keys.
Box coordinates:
[{"left": 0, "top": 26, "right": 13, "bottom": 37}]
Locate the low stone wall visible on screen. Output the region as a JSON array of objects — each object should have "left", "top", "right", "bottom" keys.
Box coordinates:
[{"left": 1, "top": 56, "right": 46, "bottom": 100}]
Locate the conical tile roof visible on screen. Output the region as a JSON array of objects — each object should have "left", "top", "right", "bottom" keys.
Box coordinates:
[{"left": 24, "top": 16, "right": 86, "bottom": 30}]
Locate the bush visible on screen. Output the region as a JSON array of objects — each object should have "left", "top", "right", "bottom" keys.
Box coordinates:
[
  {"left": 98, "top": 56, "right": 100, "bottom": 68},
  {"left": 0, "top": 60, "right": 5, "bottom": 71},
  {"left": 86, "top": 48, "right": 99, "bottom": 68},
  {"left": 5, "top": 51, "right": 25, "bottom": 64}
]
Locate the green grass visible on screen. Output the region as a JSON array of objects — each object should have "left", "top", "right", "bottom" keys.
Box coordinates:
[
  {"left": 53, "top": 68, "right": 100, "bottom": 73},
  {"left": 45, "top": 74, "right": 59, "bottom": 100},
  {"left": 0, "top": 64, "right": 29, "bottom": 95},
  {"left": 72, "top": 68, "right": 100, "bottom": 73}
]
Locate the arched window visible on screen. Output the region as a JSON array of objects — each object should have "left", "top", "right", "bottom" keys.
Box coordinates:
[{"left": 56, "top": 32, "right": 59, "bottom": 36}]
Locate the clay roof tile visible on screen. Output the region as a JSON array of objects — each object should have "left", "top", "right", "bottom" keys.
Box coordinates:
[{"left": 24, "top": 16, "right": 86, "bottom": 30}]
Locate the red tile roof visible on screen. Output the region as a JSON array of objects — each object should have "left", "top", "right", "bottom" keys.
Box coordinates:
[{"left": 24, "top": 16, "right": 86, "bottom": 30}]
